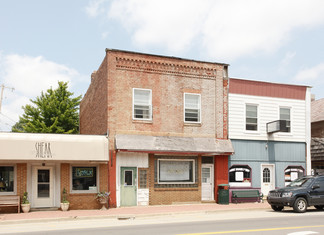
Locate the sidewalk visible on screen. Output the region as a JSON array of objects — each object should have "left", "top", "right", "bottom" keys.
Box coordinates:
[{"left": 0, "top": 202, "right": 270, "bottom": 224}]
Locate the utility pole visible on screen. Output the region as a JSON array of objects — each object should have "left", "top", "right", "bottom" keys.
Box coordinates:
[{"left": 0, "top": 84, "right": 14, "bottom": 113}]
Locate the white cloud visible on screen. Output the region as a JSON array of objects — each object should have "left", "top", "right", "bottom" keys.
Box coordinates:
[
  {"left": 294, "top": 63, "right": 324, "bottom": 82},
  {"left": 107, "top": 0, "right": 324, "bottom": 61},
  {"left": 281, "top": 52, "right": 296, "bottom": 66},
  {"left": 0, "top": 53, "right": 82, "bottom": 131},
  {"left": 85, "top": 0, "right": 107, "bottom": 18}
]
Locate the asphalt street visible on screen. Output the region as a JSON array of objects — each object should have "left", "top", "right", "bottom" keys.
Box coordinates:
[{"left": 1, "top": 208, "right": 324, "bottom": 234}]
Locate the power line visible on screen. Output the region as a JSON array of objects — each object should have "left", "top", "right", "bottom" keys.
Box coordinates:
[
  {"left": 0, "top": 112, "right": 16, "bottom": 124},
  {"left": 0, "top": 84, "right": 15, "bottom": 113}
]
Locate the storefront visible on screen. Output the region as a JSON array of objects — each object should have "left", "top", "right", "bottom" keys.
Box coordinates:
[
  {"left": 114, "top": 134, "right": 234, "bottom": 206},
  {"left": 0, "top": 133, "right": 108, "bottom": 211}
]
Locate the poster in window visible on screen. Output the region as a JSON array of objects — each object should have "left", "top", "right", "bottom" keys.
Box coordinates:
[
  {"left": 75, "top": 168, "right": 94, "bottom": 177},
  {"left": 291, "top": 172, "right": 298, "bottom": 181},
  {"left": 159, "top": 161, "right": 191, "bottom": 181},
  {"left": 235, "top": 171, "right": 244, "bottom": 181}
]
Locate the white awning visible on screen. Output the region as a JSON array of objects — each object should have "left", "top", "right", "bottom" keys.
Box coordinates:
[
  {"left": 115, "top": 134, "right": 234, "bottom": 155},
  {"left": 0, "top": 133, "right": 109, "bottom": 162}
]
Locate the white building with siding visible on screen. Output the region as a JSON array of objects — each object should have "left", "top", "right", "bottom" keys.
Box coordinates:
[{"left": 228, "top": 78, "right": 311, "bottom": 200}]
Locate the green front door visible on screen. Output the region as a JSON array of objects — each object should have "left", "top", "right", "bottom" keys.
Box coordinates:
[{"left": 120, "top": 167, "right": 137, "bottom": 207}]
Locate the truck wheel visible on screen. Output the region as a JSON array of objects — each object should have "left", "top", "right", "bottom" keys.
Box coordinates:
[
  {"left": 271, "top": 205, "right": 284, "bottom": 211},
  {"left": 293, "top": 197, "right": 307, "bottom": 213},
  {"left": 314, "top": 205, "right": 324, "bottom": 210}
]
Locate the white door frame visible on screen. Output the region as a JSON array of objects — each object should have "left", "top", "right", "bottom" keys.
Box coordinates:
[
  {"left": 261, "top": 164, "right": 275, "bottom": 196},
  {"left": 32, "top": 166, "right": 55, "bottom": 208},
  {"left": 201, "top": 164, "right": 214, "bottom": 201}
]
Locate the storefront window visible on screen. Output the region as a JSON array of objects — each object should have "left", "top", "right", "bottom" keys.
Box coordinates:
[
  {"left": 72, "top": 167, "right": 97, "bottom": 192},
  {"left": 0, "top": 166, "right": 14, "bottom": 193},
  {"left": 285, "top": 166, "right": 304, "bottom": 185},
  {"left": 158, "top": 159, "right": 194, "bottom": 183},
  {"left": 229, "top": 165, "right": 251, "bottom": 187}
]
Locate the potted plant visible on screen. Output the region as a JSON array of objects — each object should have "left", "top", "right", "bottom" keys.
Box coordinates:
[
  {"left": 21, "top": 191, "right": 30, "bottom": 213},
  {"left": 60, "top": 188, "right": 69, "bottom": 211},
  {"left": 96, "top": 191, "right": 110, "bottom": 210}
]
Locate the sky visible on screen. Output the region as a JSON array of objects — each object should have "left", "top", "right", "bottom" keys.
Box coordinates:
[{"left": 1, "top": 0, "right": 324, "bottom": 131}]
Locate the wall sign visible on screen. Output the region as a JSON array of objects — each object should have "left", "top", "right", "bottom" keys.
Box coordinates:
[
  {"left": 75, "top": 168, "right": 94, "bottom": 177},
  {"left": 35, "top": 142, "right": 52, "bottom": 158}
]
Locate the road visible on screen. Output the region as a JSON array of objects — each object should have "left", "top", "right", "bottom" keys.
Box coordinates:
[{"left": 1, "top": 208, "right": 324, "bottom": 235}]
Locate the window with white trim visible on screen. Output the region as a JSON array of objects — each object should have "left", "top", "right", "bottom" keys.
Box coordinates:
[
  {"left": 280, "top": 107, "right": 291, "bottom": 132},
  {"left": 246, "top": 104, "right": 258, "bottom": 131},
  {"left": 133, "top": 88, "right": 152, "bottom": 120},
  {"left": 158, "top": 159, "right": 195, "bottom": 183},
  {"left": 285, "top": 166, "right": 304, "bottom": 185},
  {"left": 72, "top": 166, "right": 97, "bottom": 192},
  {"left": 229, "top": 165, "right": 251, "bottom": 187},
  {"left": 184, "top": 93, "right": 201, "bottom": 123},
  {"left": 0, "top": 166, "right": 14, "bottom": 193}
]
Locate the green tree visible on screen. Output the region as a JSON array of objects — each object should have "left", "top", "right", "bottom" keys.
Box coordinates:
[{"left": 12, "top": 81, "right": 82, "bottom": 134}]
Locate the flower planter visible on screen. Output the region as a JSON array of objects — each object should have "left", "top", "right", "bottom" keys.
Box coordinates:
[
  {"left": 98, "top": 197, "right": 108, "bottom": 210},
  {"left": 60, "top": 202, "right": 70, "bottom": 211},
  {"left": 21, "top": 204, "right": 30, "bottom": 213}
]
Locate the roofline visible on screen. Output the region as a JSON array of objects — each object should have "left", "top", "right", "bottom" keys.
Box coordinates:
[
  {"left": 105, "top": 48, "right": 230, "bottom": 66},
  {"left": 230, "top": 77, "right": 312, "bottom": 88}
]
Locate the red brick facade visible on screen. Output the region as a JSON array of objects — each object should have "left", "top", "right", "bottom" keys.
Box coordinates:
[
  {"left": 80, "top": 49, "right": 231, "bottom": 206},
  {"left": 60, "top": 163, "right": 109, "bottom": 210}
]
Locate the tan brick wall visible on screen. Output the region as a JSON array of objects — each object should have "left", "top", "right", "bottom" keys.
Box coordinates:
[
  {"left": 60, "top": 163, "right": 109, "bottom": 210},
  {"left": 148, "top": 154, "right": 201, "bottom": 205}
]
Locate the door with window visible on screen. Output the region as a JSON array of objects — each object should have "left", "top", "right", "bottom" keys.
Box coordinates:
[
  {"left": 120, "top": 167, "right": 137, "bottom": 207},
  {"left": 201, "top": 164, "right": 214, "bottom": 201},
  {"left": 261, "top": 164, "right": 275, "bottom": 196},
  {"left": 32, "top": 166, "right": 54, "bottom": 208}
]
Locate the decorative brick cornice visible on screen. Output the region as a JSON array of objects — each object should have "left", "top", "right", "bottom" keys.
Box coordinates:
[{"left": 115, "top": 57, "right": 218, "bottom": 79}]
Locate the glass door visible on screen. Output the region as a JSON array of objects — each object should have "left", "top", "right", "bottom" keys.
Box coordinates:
[{"left": 32, "top": 166, "right": 54, "bottom": 208}]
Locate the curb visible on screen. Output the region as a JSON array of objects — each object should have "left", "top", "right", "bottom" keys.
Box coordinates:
[{"left": 0, "top": 206, "right": 270, "bottom": 225}]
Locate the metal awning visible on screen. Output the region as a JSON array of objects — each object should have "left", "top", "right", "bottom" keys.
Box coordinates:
[
  {"left": 0, "top": 133, "right": 109, "bottom": 162},
  {"left": 115, "top": 134, "right": 234, "bottom": 155}
]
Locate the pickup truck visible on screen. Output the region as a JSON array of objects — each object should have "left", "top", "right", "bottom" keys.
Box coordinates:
[{"left": 267, "top": 175, "right": 324, "bottom": 213}]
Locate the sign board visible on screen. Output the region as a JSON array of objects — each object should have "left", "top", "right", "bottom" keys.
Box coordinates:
[{"left": 267, "top": 120, "right": 287, "bottom": 134}]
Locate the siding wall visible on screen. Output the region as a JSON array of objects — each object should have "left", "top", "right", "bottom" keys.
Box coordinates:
[
  {"left": 229, "top": 139, "right": 306, "bottom": 188},
  {"left": 229, "top": 93, "right": 307, "bottom": 142}
]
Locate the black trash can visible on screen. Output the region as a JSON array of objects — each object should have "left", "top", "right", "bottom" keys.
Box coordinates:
[{"left": 217, "top": 184, "right": 229, "bottom": 204}]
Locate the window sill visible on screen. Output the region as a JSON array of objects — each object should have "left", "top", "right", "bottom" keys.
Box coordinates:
[
  {"left": 70, "top": 191, "right": 97, "bottom": 194},
  {"left": 184, "top": 122, "right": 202, "bottom": 127},
  {"left": 243, "top": 131, "right": 260, "bottom": 135},
  {"left": 132, "top": 119, "right": 153, "bottom": 124},
  {"left": 229, "top": 182, "right": 252, "bottom": 187},
  {"left": 0, "top": 192, "right": 16, "bottom": 196},
  {"left": 154, "top": 188, "right": 198, "bottom": 191}
]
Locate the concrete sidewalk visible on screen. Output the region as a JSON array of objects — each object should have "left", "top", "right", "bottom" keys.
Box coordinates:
[{"left": 0, "top": 202, "right": 270, "bottom": 224}]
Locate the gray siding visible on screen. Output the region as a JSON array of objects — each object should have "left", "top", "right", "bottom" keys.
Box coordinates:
[{"left": 229, "top": 139, "right": 306, "bottom": 188}]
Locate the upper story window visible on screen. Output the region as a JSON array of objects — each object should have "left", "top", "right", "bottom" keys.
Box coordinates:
[
  {"left": 280, "top": 107, "right": 291, "bottom": 132},
  {"left": 184, "top": 93, "right": 201, "bottom": 123},
  {"left": 246, "top": 104, "right": 258, "bottom": 131},
  {"left": 133, "top": 88, "right": 152, "bottom": 120}
]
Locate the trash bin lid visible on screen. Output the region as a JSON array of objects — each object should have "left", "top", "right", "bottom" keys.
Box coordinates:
[{"left": 218, "top": 184, "right": 230, "bottom": 187}]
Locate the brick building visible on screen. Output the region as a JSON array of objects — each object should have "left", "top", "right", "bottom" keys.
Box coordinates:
[
  {"left": 80, "top": 49, "right": 234, "bottom": 207},
  {"left": 311, "top": 98, "right": 324, "bottom": 174},
  {"left": 0, "top": 133, "right": 108, "bottom": 212}
]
